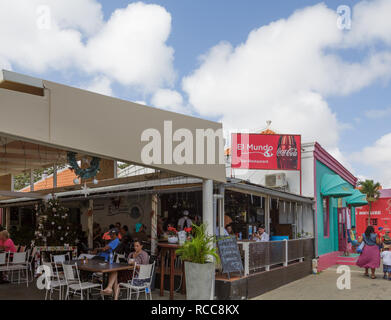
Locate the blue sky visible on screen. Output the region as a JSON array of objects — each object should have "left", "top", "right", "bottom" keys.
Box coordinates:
[{"left": 1, "top": 0, "right": 391, "bottom": 186}]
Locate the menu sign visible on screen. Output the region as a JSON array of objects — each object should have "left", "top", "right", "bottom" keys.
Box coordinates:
[
  {"left": 231, "top": 133, "right": 301, "bottom": 170},
  {"left": 217, "top": 236, "right": 243, "bottom": 276}
]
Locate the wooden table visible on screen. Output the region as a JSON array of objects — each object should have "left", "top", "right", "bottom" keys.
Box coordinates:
[
  {"left": 64, "top": 260, "right": 134, "bottom": 273},
  {"left": 64, "top": 260, "right": 134, "bottom": 287},
  {"left": 158, "top": 243, "right": 186, "bottom": 300}
]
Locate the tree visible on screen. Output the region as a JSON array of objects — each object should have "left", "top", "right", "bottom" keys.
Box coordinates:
[
  {"left": 34, "top": 197, "right": 77, "bottom": 246},
  {"left": 358, "top": 180, "right": 381, "bottom": 226}
]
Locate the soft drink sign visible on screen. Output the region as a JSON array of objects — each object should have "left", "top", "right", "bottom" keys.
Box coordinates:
[{"left": 231, "top": 133, "right": 301, "bottom": 170}]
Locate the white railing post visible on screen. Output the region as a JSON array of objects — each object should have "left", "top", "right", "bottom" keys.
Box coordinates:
[
  {"left": 284, "top": 240, "right": 288, "bottom": 267},
  {"left": 243, "top": 242, "right": 249, "bottom": 276}
]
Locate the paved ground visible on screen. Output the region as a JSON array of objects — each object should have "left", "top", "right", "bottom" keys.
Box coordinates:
[
  {"left": 254, "top": 264, "right": 391, "bottom": 300},
  {"left": 0, "top": 281, "right": 185, "bottom": 300}
]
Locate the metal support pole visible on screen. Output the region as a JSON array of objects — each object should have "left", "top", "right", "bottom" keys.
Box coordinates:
[
  {"left": 151, "top": 194, "right": 158, "bottom": 256},
  {"left": 30, "top": 169, "right": 34, "bottom": 192},
  {"left": 5, "top": 207, "right": 10, "bottom": 231},
  {"left": 53, "top": 165, "right": 58, "bottom": 188},
  {"left": 87, "top": 199, "right": 93, "bottom": 249}
]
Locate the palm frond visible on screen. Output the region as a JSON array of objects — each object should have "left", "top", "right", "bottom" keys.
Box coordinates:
[{"left": 176, "top": 223, "right": 220, "bottom": 264}]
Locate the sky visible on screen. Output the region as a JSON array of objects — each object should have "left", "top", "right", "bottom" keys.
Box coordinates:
[{"left": 1, "top": 0, "right": 391, "bottom": 187}]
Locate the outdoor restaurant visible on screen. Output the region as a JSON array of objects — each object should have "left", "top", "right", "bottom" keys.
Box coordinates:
[{"left": 0, "top": 70, "right": 316, "bottom": 300}]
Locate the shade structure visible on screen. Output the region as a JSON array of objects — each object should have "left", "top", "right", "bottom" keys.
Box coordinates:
[
  {"left": 321, "top": 174, "right": 354, "bottom": 198},
  {"left": 346, "top": 189, "right": 368, "bottom": 207}
]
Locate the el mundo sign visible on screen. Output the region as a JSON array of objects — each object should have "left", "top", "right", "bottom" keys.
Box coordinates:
[{"left": 231, "top": 133, "right": 301, "bottom": 171}]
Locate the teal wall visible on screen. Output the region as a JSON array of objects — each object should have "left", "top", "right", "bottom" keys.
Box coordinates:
[{"left": 316, "top": 161, "right": 353, "bottom": 256}]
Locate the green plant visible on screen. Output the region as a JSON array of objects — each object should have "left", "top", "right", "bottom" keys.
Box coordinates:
[
  {"left": 176, "top": 223, "right": 220, "bottom": 264},
  {"left": 358, "top": 179, "right": 381, "bottom": 226}
]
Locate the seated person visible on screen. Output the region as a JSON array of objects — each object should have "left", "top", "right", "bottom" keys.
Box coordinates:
[
  {"left": 93, "top": 229, "right": 120, "bottom": 261},
  {"left": 226, "top": 224, "right": 235, "bottom": 236},
  {"left": 102, "top": 239, "right": 150, "bottom": 299},
  {"left": 116, "top": 225, "right": 133, "bottom": 256},
  {"left": 252, "top": 225, "right": 269, "bottom": 242},
  {"left": 0, "top": 230, "right": 16, "bottom": 253},
  {"left": 132, "top": 223, "right": 148, "bottom": 242}
]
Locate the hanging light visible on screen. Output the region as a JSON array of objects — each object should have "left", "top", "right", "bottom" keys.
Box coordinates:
[
  {"left": 73, "top": 178, "right": 80, "bottom": 185},
  {"left": 93, "top": 178, "right": 98, "bottom": 185}
]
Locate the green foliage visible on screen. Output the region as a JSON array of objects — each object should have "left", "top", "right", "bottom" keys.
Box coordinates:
[
  {"left": 14, "top": 166, "right": 66, "bottom": 191},
  {"left": 176, "top": 224, "right": 220, "bottom": 264},
  {"left": 358, "top": 179, "right": 381, "bottom": 226},
  {"left": 34, "top": 197, "right": 77, "bottom": 246}
]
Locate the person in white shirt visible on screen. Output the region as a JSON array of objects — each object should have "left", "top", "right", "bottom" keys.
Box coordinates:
[
  {"left": 177, "top": 210, "right": 193, "bottom": 231},
  {"left": 381, "top": 245, "right": 391, "bottom": 280},
  {"left": 253, "top": 225, "right": 269, "bottom": 242}
]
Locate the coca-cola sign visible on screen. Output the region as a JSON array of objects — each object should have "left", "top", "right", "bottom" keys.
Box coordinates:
[{"left": 231, "top": 133, "right": 301, "bottom": 170}]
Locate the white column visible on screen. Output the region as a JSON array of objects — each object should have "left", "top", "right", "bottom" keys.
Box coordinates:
[
  {"left": 203, "top": 180, "right": 214, "bottom": 237},
  {"left": 151, "top": 194, "right": 158, "bottom": 256},
  {"left": 265, "top": 196, "right": 271, "bottom": 235},
  {"left": 218, "top": 184, "right": 225, "bottom": 237},
  {"left": 87, "top": 199, "right": 93, "bottom": 249},
  {"left": 202, "top": 179, "right": 214, "bottom": 300}
]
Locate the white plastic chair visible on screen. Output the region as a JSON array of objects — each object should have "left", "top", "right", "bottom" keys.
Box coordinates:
[
  {"left": 118, "top": 261, "right": 155, "bottom": 300},
  {"left": 0, "top": 252, "right": 9, "bottom": 272},
  {"left": 62, "top": 262, "right": 104, "bottom": 300},
  {"left": 27, "top": 247, "right": 38, "bottom": 282},
  {"left": 41, "top": 262, "right": 68, "bottom": 300},
  {"left": 51, "top": 253, "right": 70, "bottom": 264},
  {"left": 8, "top": 251, "right": 29, "bottom": 286}
]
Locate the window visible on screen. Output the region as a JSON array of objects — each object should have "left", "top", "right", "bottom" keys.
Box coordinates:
[
  {"left": 366, "top": 218, "right": 378, "bottom": 226},
  {"left": 323, "top": 197, "right": 330, "bottom": 238}
]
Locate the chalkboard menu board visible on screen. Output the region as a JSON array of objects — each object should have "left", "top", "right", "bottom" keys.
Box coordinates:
[{"left": 217, "top": 236, "right": 243, "bottom": 276}]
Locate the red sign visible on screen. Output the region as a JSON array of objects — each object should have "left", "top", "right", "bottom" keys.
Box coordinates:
[
  {"left": 355, "top": 197, "right": 391, "bottom": 237},
  {"left": 231, "top": 133, "right": 301, "bottom": 170}
]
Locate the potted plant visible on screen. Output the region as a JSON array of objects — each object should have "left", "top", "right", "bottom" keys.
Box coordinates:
[
  {"left": 167, "top": 226, "right": 179, "bottom": 244},
  {"left": 176, "top": 224, "right": 220, "bottom": 300}
]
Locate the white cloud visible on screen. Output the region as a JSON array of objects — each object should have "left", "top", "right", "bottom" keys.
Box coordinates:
[
  {"left": 83, "top": 76, "right": 113, "bottom": 96},
  {"left": 0, "top": 0, "right": 175, "bottom": 93},
  {"left": 150, "top": 89, "right": 189, "bottom": 114},
  {"left": 182, "top": 1, "right": 391, "bottom": 154},
  {"left": 85, "top": 2, "right": 175, "bottom": 92},
  {"left": 351, "top": 133, "right": 391, "bottom": 187},
  {"left": 365, "top": 107, "right": 391, "bottom": 119}
]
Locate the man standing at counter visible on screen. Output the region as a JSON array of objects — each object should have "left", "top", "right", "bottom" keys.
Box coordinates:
[{"left": 253, "top": 225, "right": 269, "bottom": 242}]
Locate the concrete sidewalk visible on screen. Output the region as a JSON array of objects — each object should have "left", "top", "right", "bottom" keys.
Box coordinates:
[{"left": 253, "top": 264, "right": 391, "bottom": 300}]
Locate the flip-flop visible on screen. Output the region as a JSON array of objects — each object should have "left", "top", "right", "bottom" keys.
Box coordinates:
[
  {"left": 101, "top": 289, "right": 113, "bottom": 295},
  {"left": 364, "top": 273, "right": 369, "bottom": 277},
  {"left": 371, "top": 275, "right": 376, "bottom": 279}
]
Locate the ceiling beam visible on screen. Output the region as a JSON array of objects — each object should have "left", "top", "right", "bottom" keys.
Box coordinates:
[{"left": 0, "top": 190, "right": 45, "bottom": 199}]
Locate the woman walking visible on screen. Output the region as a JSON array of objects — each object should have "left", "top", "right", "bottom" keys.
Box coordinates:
[{"left": 356, "top": 226, "right": 381, "bottom": 279}]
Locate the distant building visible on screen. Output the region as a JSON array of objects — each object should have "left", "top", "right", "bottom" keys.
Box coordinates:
[{"left": 355, "top": 189, "right": 391, "bottom": 237}]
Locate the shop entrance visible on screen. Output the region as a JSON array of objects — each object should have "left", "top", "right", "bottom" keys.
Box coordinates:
[{"left": 338, "top": 208, "right": 348, "bottom": 252}]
